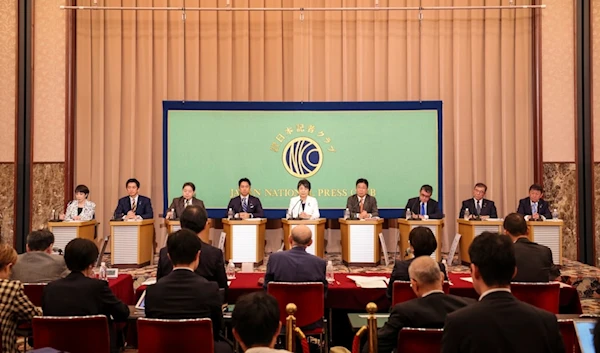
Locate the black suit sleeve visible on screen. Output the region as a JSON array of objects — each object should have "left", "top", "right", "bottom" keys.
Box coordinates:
[
  {"left": 373, "top": 305, "right": 408, "bottom": 353},
  {"left": 370, "top": 197, "right": 379, "bottom": 218},
  {"left": 207, "top": 283, "right": 224, "bottom": 340},
  {"left": 140, "top": 197, "right": 154, "bottom": 219},
  {"left": 263, "top": 257, "right": 275, "bottom": 290},
  {"left": 441, "top": 314, "right": 462, "bottom": 353},
  {"left": 98, "top": 281, "right": 130, "bottom": 322},
  {"left": 428, "top": 201, "right": 443, "bottom": 219},
  {"left": 517, "top": 199, "right": 527, "bottom": 215},
  {"left": 167, "top": 198, "right": 177, "bottom": 214},
  {"left": 387, "top": 264, "right": 400, "bottom": 300},
  {"left": 490, "top": 202, "right": 498, "bottom": 218},
  {"left": 541, "top": 202, "right": 553, "bottom": 219},
  {"left": 547, "top": 248, "right": 561, "bottom": 280},
  {"left": 546, "top": 313, "right": 565, "bottom": 353},
  {"left": 346, "top": 197, "right": 354, "bottom": 214},
  {"left": 251, "top": 197, "right": 264, "bottom": 218},
  {"left": 458, "top": 201, "right": 467, "bottom": 218},
  {"left": 214, "top": 250, "right": 229, "bottom": 302},
  {"left": 114, "top": 198, "right": 125, "bottom": 218}
]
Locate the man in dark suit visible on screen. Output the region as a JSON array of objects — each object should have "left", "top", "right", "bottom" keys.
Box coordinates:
[
  {"left": 232, "top": 292, "right": 284, "bottom": 353},
  {"left": 404, "top": 184, "right": 443, "bottom": 219},
  {"left": 166, "top": 182, "right": 206, "bottom": 219},
  {"left": 441, "top": 232, "right": 564, "bottom": 353},
  {"left": 516, "top": 183, "right": 553, "bottom": 220},
  {"left": 42, "top": 238, "right": 129, "bottom": 353},
  {"left": 345, "top": 178, "right": 379, "bottom": 219},
  {"left": 113, "top": 178, "right": 154, "bottom": 219},
  {"left": 226, "top": 178, "right": 264, "bottom": 219},
  {"left": 459, "top": 183, "right": 498, "bottom": 219},
  {"left": 156, "top": 205, "right": 228, "bottom": 301},
  {"left": 503, "top": 213, "right": 560, "bottom": 281},
  {"left": 372, "top": 256, "right": 474, "bottom": 353},
  {"left": 146, "top": 229, "right": 231, "bottom": 353},
  {"left": 11, "top": 229, "right": 69, "bottom": 283}
]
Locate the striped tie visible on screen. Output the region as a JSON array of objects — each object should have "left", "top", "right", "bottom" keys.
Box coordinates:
[
  {"left": 132, "top": 199, "right": 137, "bottom": 212},
  {"left": 242, "top": 198, "right": 248, "bottom": 212}
]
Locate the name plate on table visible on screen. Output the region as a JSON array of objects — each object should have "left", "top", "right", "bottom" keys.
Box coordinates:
[
  {"left": 289, "top": 224, "right": 317, "bottom": 256},
  {"left": 231, "top": 225, "right": 258, "bottom": 263}
]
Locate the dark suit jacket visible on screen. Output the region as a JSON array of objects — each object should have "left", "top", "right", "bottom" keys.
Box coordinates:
[
  {"left": 404, "top": 197, "right": 443, "bottom": 219},
  {"left": 387, "top": 258, "right": 448, "bottom": 300},
  {"left": 113, "top": 195, "right": 154, "bottom": 219},
  {"left": 156, "top": 241, "right": 228, "bottom": 301},
  {"left": 345, "top": 194, "right": 379, "bottom": 218},
  {"left": 264, "top": 246, "right": 327, "bottom": 292},
  {"left": 517, "top": 197, "right": 553, "bottom": 219},
  {"left": 42, "top": 272, "right": 129, "bottom": 321},
  {"left": 226, "top": 195, "right": 264, "bottom": 218},
  {"left": 458, "top": 198, "right": 498, "bottom": 218},
  {"left": 145, "top": 269, "right": 223, "bottom": 341},
  {"left": 370, "top": 293, "right": 475, "bottom": 353},
  {"left": 513, "top": 238, "right": 560, "bottom": 282},
  {"left": 167, "top": 197, "right": 205, "bottom": 219},
  {"left": 442, "top": 291, "right": 564, "bottom": 353}
]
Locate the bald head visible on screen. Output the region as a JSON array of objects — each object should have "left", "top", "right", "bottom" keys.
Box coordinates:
[
  {"left": 290, "top": 225, "right": 312, "bottom": 247},
  {"left": 408, "top": 256, "right": 443, "bottom": 288}
]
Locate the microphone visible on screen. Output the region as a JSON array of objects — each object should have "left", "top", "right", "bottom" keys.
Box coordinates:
[{"left": 289, "top": 198, "right": 303, "bottom": 220}]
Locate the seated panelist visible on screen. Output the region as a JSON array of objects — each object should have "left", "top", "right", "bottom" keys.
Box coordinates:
[
  {"left": 404, "top": 184, "right": 443, "bottom": 220},
  {"left": 113, "top": 178, "right": 154, "bottom": 220},
  {"left": 516, "top": 184, "right": 553, "bottom": 220},
  {"left": 458, "top": 183, "right": 498, "bottom": 219},
  {"left": 225, "top": 178, "right": 264, "bottom": 219},
  {"left": 345, "top": 178, "right": 379, "bottom": 219},
  {"left": 60, "top": 184, "right": 96, "bottom": 221},
  {"left": 287, "top": 179, "right": 320, "bottom": 220},
  {"left": 166, "top": 182, "right": 205, "bottom": 219}
]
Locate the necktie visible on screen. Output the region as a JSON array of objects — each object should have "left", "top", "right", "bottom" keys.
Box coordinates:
[
  {"left": 242, "top": 198, "right": 248, "bottom": 212},
  {"left": 532, "top": 203, "right": 538, "bottom": 214},
  {"left": 184, "top": 199, "right": 189, "bottom": 208},
  {"left": 476, "top": 201, "right": 481, "bottom": 215},
  {"left": 359, "top": 197, "right": 364, "bottom": 213},
  {"left": 131, "top": 199, "right": 137, "bottom": 212},
  {"left": 420, "top": 203, "right": 425, "bottom": 215}
]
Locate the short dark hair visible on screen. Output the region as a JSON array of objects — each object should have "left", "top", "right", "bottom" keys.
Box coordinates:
[
  {"left": 126, "top": 178, "right": 140, "bottom": 188},
  {"left": 182, "top": 182, "right": 196, "bottom": 191},
  {"left": 27, "top": 230, "right": 55, "bottom": 251},
  {"left": 238, "top": 178, "right": 251, "bottom": 187},
  {"left": 503, "top": 213, "right": 528, "bottom": 236},
  {"left": 529, "top": 183, "right": 544, "bottom": 193},
  {"left": 64, "top": 238, "right": 99, "bottom": 272},
  {"left": 232, "top": 292, "right": 280, "bottom": 347},
  {"left": 74, "top": 184, "right": 90, "bottom": 197},
  {"left": 474, "top": 183, "right": 487, "bottom": 192},
  {"left": 356, "top": 178, "right": 369, "bottom": 188},
  {"left": 297, "top": 179, "right": 311, "bottom": 190},
  {"left": 180, "top": 205, "right": 208, "bottom": 234},
  {"left": 420, "top": 184, "right": 433, "bottom": 195},
  {"left": 469, "top": 232, "right": 516, "bottom": 287},
  {"left": 409, "top": 226, "right": 437, "bottom": 257},
  {"left": 167, "top": 229, "right": 202, "bottom": 266}
]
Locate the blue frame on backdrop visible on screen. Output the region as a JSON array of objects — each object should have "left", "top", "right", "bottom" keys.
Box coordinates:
[{"left": 163, "top": 101, "right": 444, "bottom": 219}]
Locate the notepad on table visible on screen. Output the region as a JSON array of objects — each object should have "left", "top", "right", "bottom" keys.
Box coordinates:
[{"left": 347, "top": 275, "right": 389, "bottom": 289}]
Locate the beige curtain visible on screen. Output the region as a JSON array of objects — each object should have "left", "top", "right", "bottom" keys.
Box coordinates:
[{"left": 75, "top": 0, "right": 534, "bottom": 250}]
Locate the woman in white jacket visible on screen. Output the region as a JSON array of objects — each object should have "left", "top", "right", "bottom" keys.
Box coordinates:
[
  {"left": 60, "top": 184, "right": 96, "bottom": 221},
  {"left": 287, "top": 179, "right": 320, "bottom": 220}
]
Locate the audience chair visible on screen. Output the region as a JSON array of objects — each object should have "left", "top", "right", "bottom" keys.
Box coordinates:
[
  {"left": 391, "top": 281, "right": 450, "bottom": 305},
  {"left": 558, "top": 319, "right": 579, "bottom": 353},
  {"left": 32, "top": 315, "right": 110, "bottom": 353},
  {"left": 396, "top": 328, "right": 444, "bottom": 353},
  {"left": 351, "top": 303, "right": 378, "bottom": 353},
  {"left": 137, "top": 317, "right": 213, "bottom": 353},
  {"left": 511, "top": 282, "right": 560, "bottom": 313},
  {"left": 267, "top": 282, "right": 326, "bottom": 352},
  {"left": 23, "top": 283, "right": 46, "bottom": 307}
]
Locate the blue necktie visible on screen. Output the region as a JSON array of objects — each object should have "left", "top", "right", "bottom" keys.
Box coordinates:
[
  {"left": 242, "top": 198, "right": 248, "bottom": 212},
  {"left": 532, "top": 203, "right": 538, "bottom": 214},
  {"left": 420, "top": 203, "right": 425, "bottom": 215}
]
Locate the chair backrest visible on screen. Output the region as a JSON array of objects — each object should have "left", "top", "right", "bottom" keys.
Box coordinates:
[
  {"left": 33, "top": 315, "right": 110, "bottom": 353},
  {"left": 558, "top": 319, "right": 579, "bottom": 353},
  {"left": 391, "top": 281, "right": 450, "bottom": 305},
  {"left": 137, "top": 318, "right": 214, "bottom": 353},
  {"left": 397, "top": 328, "right": 444, "bottom": 353},
  {"left": 23, "top": 283, "right": 47, "bottom": 307},
  {"left": 267, "top": 282, "right": 324, "bottom": 328},
  {"left": 511, "top": 282, "right": 560, "bottom": 313}
]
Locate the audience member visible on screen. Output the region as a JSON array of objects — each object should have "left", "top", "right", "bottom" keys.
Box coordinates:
[
  {"left": 0, "top": 243, "right": 41, "bottom": 353},
  {"left": 442, "top": 232, "right": 564, "bottom": 353},
  {"left": 232, "top": 292, "right": 291, "bottom": 353},
  {"left": 503, "top": 212, "right": 560, "bottom": 281},
  {"left": 372, "top": 256, "right": 474, "bottom": 353},
  {"left": 387, "top": 226, "right": 447, "bottom": 299},
  {"left": 156, "top": 205, "right": 228, "bottom": 300},
  {"left": 11, "top": 229, "right": 68, "bottom": 283}
]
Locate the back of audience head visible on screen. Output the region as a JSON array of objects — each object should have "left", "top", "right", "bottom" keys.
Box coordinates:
[
  {"left": 26, "top": 229, "right": 55, "bottom": 253},
  {"left": 64, "top": 238, "right": 99, "bottom": 273},
  {"left": 503, "top": 212, "right": 528, "bottom": 237},
  {"left": 179, "top": 205, "right": 208, "bottom": 235},
  {"left": 409, "top": 226, "right": 438, "bottom": 257},
  {"left": 0, "top": 243, "right": 17, "bottom": 279},
  {"left": 167, "top": 229, "right": 202, "bottom": 268},
  {"left": 408, "top": 255, "right": 444, "bottom": 297},
  {"left": 290, "top": 224, "right": 313, "bottom": 247},
  {"left": 232, "top": 292, "right": 281, "bottom": 350},
  {"left": 468, "top": 232, "right": 516, "bottom": 294}
]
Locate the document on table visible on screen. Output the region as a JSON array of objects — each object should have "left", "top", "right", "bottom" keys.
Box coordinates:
[
  {"left": 460, "top": 277, "right": 474, "bottom": 283},
  {"left": 141, "top": 278, "right": 157, "bottom": 286},
  {"left": 551, "top": 281, "right": 572, "bottom": 288},
  {"left": 347, "top": 275, "right": 389, "bottom": 289}
]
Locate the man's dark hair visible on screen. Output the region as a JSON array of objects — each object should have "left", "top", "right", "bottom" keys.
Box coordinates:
[
  {"left": 179, "top": 205, "right": 208, "bottom": 235},
  {"left": 356, "top": 178, "right": 369, "bottom": 188},
  {"left": 74, "top": 184, "right": 90, "bottom": 197},
  {"left": 474, "top": 183, "right": 487, "bottom": 192},
  {"left": 182, "top": 182, "right": 196, "bottom": 191},
  {"left": 167, "top": 229, "right": 202, "bottom": 266},
  {"left": 238, "top": 178, "right": 251, "bottom": 187},
  {"left": 408, "top": 226, "right": 437, "bottom": 257},
  {"left": 503, "top": 213, "right": 528, "bottom": 236},
  {"left": 529, "top": 183, "right": 544, "bottom": 193},
  {"left": 420, "top": 184, "right": 433, "bottom": 195},
  {"left": 297, "top": 179, "right": 311, "bottom": 191},
  {"left": 126, "top": 178, "right": 140, "bottom": 188},
  {"left": 64, "top": 238, "right": 99, "bottom": 272},
  {"left": 27, "top": 230, "right": 55, "bottom": 251},
  {"left": 232, "top": 292, "right": 280, "bottom": 348},
  {"left": 469, "top": 232, "right": 516, "bottom": 287}
]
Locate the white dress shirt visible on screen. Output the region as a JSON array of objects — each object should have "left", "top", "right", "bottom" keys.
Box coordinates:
[{"left": 421, "top": 289, "right": 445, "bottom": 297}]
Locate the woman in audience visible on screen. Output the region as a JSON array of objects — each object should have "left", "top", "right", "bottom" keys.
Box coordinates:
[
  {"left": 60, "top": 184, "right": 96, "bottom": 221},
  {"left": 287, "top": 179, "right": 320, "bottom": 219},
  {"left": 0, "top": 243, "right": 42, "bottom": 353},
  {"left": 386, "top": 226, "right": 448, "bottom": 300}
]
